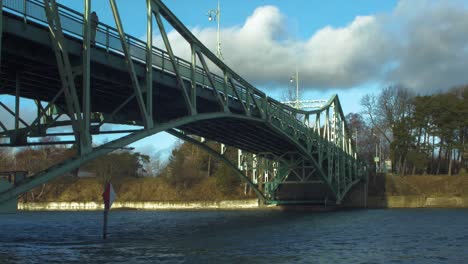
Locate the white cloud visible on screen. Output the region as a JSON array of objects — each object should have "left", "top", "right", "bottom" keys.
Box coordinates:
[
  {"left": 386, "top": 0, "right": 468, "bottom": 93},
  {"left": 300, "top": 15, "right": 391, "bottom": 88},
  {"left": 154, "top": 0, "right": 468, "bottom": 93}
]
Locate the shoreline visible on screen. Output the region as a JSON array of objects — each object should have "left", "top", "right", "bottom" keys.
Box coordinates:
[
  {"left": 344, "top": 195, "right": 468, "bottom": 208},
  {"left": 367, "top": 195, "right": 468, "bottom": 208},
  {"left": 16, "top": 196, "right": 468, "bottom": 211},
  {"left": 18, "top": 199, "right": 262, "bottom": 211}
]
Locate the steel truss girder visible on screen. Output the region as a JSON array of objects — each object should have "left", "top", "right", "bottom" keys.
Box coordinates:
[
  {"left": 81, "top": 0, "right": 92, "bottom": 154},
  {"left": 0, "top": 0, "right": 365, "bottom": 205},
  {"left": 109, "top": 0, "right": 153, "bottom": 129},
  {"left": 43, "top": 0, "right": 91, "bottom": 154},
  {"left": 152, "top": 4, "right": 194, "bottom": 115},
  {"left": 0, "top": 0, "right": 2, "bottom": 66},
  {"left": 0, "top": 112, "right": 261, "bottom": 204},
  {"left": 238, "top": 150, "right": 322, "bottom": 201},
  {"left": 151, "top": 0, "right": 266, "bottom": 118},
  {"left": 195, "top": 50, "right": 228, "bottom": 112}
]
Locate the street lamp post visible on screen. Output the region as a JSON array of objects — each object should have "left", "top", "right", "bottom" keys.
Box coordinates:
[
  {"left": 207, "top": 0, "right": 223, "bottom": 59},
  {"left": 354, "top": 128, "right": 358, "bottom": 152},
  {"left": 373, "top": 133, "right": 380, "bottom": 174},
  {"left": 289, "top": 67, "right": 299, "bottom": 109},
  {"left": 375, "top": 140, "right": 379, "bottom": 173}
]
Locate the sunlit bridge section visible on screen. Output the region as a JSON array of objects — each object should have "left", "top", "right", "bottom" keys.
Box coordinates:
[{"left": 0, "top": 0, "right": 365, "bottom": 208}]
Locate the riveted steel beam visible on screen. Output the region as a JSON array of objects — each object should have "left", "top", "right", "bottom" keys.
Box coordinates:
[
  {"left": 0, "top": 112, "right": 264, "bottom": 204},
  {"left": 195, "top": 50, "right": 228, "bottom": 112},
  {"left": 43, "top": 0, "right": 85, "bottom": 150},
  {"left": 146, "top": 0, "right": 154, "bottom": 122},
  {"left": 0, "top": 0, "right": 365, "bottom": 204},
  {"left": 0, "top": 0, "right": 3, "bottom": 65},
  {"left": 227, "top": 75, "right": 249, "bottom": 115},
  {"left": 81, "top": 0, "right": 92, "bottom": 154},
  {"left": 152, "top": 5, "right": 194, "bottom": 115},
  {"left": 0, "top": 102, "right": 29, "bottom": 129},
  {"left": 151, "top": 0, "right": 266, "bottom": 118},
  {"left": 109, "top": 0, "right": 152, "bottom": 129},
  {"left": 190, "top": 43, "right": 197, "bottom": 113}
]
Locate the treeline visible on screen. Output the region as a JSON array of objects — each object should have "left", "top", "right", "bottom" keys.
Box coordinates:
[
  {"left": 2, "top": 85, "right": 467, "bottom": 202},
  {"left": 0, "top": 139, "right": 247, "bottom": 202},
  {"left": 162, "top": 140, "right": 243, "bottom": 196},
  {"left": 350, "top": 86, "right": 468, "bottom": 176}
]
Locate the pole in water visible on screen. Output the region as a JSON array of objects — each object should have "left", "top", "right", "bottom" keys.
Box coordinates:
[
  {"left": 102, "top": 181, "right": 116, "bottom": 239},
  {"left": 103, "top": 208, "right": 109, "bottom": 239}
]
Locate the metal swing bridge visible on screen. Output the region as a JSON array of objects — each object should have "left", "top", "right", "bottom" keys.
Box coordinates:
[{"left": 0, "top": 0, "right": 364, "bottom": 208}]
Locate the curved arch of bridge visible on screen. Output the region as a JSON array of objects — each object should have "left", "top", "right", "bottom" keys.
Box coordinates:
[{"left": 0, "top": 0, "right": 365, "bottom": 205}]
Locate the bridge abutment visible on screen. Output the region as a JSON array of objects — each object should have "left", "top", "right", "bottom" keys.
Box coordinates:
[{"left": 341, "top": 179, "right": 368, "bottom": 208}]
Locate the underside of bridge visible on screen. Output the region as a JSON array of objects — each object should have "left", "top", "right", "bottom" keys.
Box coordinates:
[{"left": 0, "top": 0, "right": 365, "bottom": 210}]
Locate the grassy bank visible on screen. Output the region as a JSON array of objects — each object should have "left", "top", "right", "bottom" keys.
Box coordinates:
[
  {"left": 368, "top": 173, "right": 468, "bottom": 197},
  {"left": 23, "top": 173, "right": 468, "bottom": 205},
  {"left": 22, "top": 176, "right": 255, "bottom": 203},
  {"left": 343, "top": 173, "right": 468, "bottom": 208}
]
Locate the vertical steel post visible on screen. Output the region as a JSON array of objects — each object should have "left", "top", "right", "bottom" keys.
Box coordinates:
[
  {"left": 238, "top": 149, "right": 242, "bottom": 170},
  {"left": 109, "top": 0, "right": 151, "bottom": 128},
  {"left": 105, "top": 26, "right": 109, "bottom": 52},
  {"left": 315, "top": 114, "right": 320, "bottom": 136},
  {"left": 146, "top": 0, "right": 153, "bottom": 124},
  {"left": 81, "top": 0, "right": 92, "bottom": 154},
  {"left": 295, "top": 66, "right": 299, "bottom": 109},
  {"left": 0, "top": 0, "right": 3, "bottom": 66},
  {"left": 153, "top": 5, "right": 193, "bottom": 115},
  {"left": 15, "top": 71, "right": 20, "bottom": 134},
  {"left": 245, "top": 87, "right": 250, "bottom": 114},
  {"left": 34, "top": 100, "right": 41, "bottom": 130},
  {"left": 23, "top": 0, "right": 27, "bottom": 23},
  {"left": 190, "top": 43, "right": 197, "bottom": 112},
  {"left": 43, "top": 0, "right": 83, "bottom": 143},
  {"left": 223, "top": 71, "right": 228, "bottom": 102},
  {"left": 375, "top": 141, "right": 378, "bottom": 174},
  {"left": 216, "top": 0, "right": 221, "bottom": 58}
]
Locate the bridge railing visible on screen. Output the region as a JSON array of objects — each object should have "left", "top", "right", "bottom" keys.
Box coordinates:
[
  {"left": 2, "top": 0, "right": 364, "bottom": 203},
  {"left": 2, "top": 0, "right": 354, "bottom": 160},
  {"left": 2, "top": 0, "right": 302, "bottom": 126},
  {"left": 4, "top": 2, "right": 270, "bottom": 117}
]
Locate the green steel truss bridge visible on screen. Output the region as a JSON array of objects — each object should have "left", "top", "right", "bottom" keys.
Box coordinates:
[{"left": 0, "top": 0, "right": 365, "bottom": 207}]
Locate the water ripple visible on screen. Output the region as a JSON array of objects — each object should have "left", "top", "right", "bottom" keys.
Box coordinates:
[{"left": 1, "top": 209, "right": 468, "bottom": 263}]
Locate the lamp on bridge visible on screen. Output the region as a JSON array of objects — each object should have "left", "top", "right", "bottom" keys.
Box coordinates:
[
  {"left": 207, "top": 0, "right": 223, "bottom": 59},
  {"left": 289, "top": 67, "right": 300, "bottom": 109}
]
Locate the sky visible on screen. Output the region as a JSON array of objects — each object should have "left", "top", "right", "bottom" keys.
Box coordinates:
[{"left": 3, "top": 0, "right": 468, "bottom": 160}]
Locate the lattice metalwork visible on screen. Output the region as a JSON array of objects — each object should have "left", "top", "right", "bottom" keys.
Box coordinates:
[{"left": 0, "top": 0, "right": 365, "bottom": 206}]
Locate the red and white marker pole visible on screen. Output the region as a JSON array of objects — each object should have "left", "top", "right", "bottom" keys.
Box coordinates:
[{"left": 102, "top": 182, "right": 116, "bottom": 239}]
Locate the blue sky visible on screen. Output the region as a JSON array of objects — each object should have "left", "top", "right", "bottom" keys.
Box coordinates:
[
  {"left": 58, "top": 1, "right": 397, "bottom": 39},
  {"left": 4, "top": 0, "right": 468, "bottom": 160},
  {"left": 51, "top": 0, "right": 400, "bottom": 159}
]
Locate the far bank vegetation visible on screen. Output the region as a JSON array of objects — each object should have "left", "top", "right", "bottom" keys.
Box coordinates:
[
  {"left": 1, "top": 86, "right": 467, "bottom": 202},
  {"left": 0, "top": 140, "right": 253, "bottom": 203}
]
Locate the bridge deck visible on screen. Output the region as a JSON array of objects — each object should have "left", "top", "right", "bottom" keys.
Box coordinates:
[
  {"left": 0, "top": 4, "right": 301, "bottom": 156},
  {"left": 0, "top": 0, "right": 363, "bottom": 205}
]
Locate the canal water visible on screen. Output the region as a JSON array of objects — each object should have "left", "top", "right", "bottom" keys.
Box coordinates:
[{"left": 1, "top": 209, "right": 467, "bottom": 263}]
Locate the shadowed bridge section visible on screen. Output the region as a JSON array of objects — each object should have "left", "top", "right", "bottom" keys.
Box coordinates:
[{"left": 0, "top": 0, "right": 365, "bottom": 207}]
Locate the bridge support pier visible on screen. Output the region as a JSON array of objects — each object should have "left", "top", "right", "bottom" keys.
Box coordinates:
[{"left": 238, "top": 151, "right": 336, "bottom": 205}]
